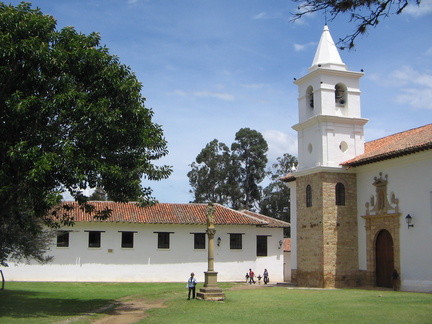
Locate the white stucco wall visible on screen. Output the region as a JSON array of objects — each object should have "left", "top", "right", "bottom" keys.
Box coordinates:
[
  {"left": 355, "top": 150, "right": 432, "bottom": 292},
  {"left": 3, "top": 223, "right": 286, "bottom": 283}
]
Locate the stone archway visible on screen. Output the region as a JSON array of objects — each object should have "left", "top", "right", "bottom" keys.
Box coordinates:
[
  {"left": 362, "top": 215, "right": 401, "bottom": 287},
  {"left": 375, "top": 229, "right": 394, "bottom": 288},
  {"left": 361, "top": 174, "right": 401, "bottom": 287}
]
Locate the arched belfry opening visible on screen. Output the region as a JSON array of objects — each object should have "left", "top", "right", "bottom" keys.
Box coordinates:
[
  {"left": 335, "top": 83, "right": 347, "bottom": 106},
  {"left": 306, "top": 86, "right": 314, "bottom": 108}
]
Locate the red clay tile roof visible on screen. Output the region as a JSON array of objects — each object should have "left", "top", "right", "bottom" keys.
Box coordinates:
[
  {"left": 241, "top": 210, "right": 290, "bottom": 228},
  {"left": 58, "top": 202, "right": 289, "bottom": 227},
  {"left": 342, "top": 123, "right": 432, "bottom": 167}
]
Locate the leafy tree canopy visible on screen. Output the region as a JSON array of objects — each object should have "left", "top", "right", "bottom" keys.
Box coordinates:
[
  {"left": 188, "top": 128, "right": 268, "bottom": 211},
  {"left": 292, "top": 0, "right": 421, "bottom": 49},
  {"left": 0, "top": 2, "right": 171, "bottom": 266}
]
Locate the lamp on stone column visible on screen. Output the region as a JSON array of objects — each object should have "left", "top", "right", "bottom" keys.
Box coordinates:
[
  {"left": 217, "top": 237, "right": 221, "bottom": 246},
  {"left": 405, "top": 214, "right": 414, "bottom": 229}
]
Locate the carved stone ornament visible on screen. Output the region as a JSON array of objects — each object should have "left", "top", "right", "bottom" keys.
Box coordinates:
[
  {"left": 365, "top": 172, "right": 399, "bottom": 215},
  {"left": 206, "top": 202, "right": 216, "bottom": 228}
]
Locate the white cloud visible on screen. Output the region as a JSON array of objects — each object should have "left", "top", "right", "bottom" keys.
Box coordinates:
[
  {"left": 294, "top": 43, "right": 305, "bottom": 51},
  {"left": 395, "top": 88, "right": 432, "bottom": 110},
  {"left": 294, "top": 41, "right": 316, "bottom": 52},
  {"left": 252, "top": 12, "right": 269, "bottom": 20},
  {"left": 170, "top": 89, "right": 235, "bottom": 101},
  {"left": 262, "top": 129, "right": 298, "bottom": 163},
  {"left": 192, "top": 91, "right": 235, "bottom": 101},
  {"left": 390, "top": 66, "right": 432, "bottom": 109},
  {"left": 242, "top": 83, "right": 267, "bottom": 89},
  {"left": 404, "top": 0, "right": 432, "bottom": 17}
]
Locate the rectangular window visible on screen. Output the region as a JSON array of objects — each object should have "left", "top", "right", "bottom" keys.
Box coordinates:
[
  {"left": 256, "top": 236, "right": 268, "bottom": 256},
  {"left": 56, "top": 231, "right": 69, "bottom": 247},
  {"left": 230, "top": 233, "right": 243, "bottom": 250},
  {"left": 157, "top": 232, "right": 170, "bottom": 249},
  {"left": 121, "top": 232, "right": 135, "bottom": 248},
  {"left": 194, "top": 233, "right": 206, "bottom": 249},
  {"left": 87, "top": 231, "right": 102, "bottom": 248}
]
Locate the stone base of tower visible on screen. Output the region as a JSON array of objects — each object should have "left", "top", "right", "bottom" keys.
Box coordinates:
[{"left": 296, "top": 270, "right": 361, "bottom": 288}]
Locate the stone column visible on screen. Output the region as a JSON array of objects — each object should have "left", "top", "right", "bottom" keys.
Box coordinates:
[{"left": 196, "top": 203, "right": 226, "bottom": 301}]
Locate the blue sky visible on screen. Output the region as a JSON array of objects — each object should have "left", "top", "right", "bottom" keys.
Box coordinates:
[{"left": 9, "top": 0, "right": 432, "bottom": 203}]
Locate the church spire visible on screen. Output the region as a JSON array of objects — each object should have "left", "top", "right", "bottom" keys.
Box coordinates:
[{"left": 310, "top": 25, "right": 347, "bottom": 72}]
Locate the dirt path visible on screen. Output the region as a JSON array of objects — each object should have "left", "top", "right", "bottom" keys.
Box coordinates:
[{"left": 89, "top": 296, "right": 167, "bottom": 324}]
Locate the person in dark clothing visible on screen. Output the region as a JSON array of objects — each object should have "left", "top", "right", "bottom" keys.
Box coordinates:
[
  {"left": 392, "top": 269, "right": 399, "bottom": 291},
  {"left": 263, "top": 269, "right": 269, "bottom": 284}
]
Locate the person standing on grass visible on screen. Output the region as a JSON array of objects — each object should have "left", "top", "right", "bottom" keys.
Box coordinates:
[
  {"left": 263, "top": 269, "right": 269, "bottom": 284},
  {"left": 392, "top": 269, "right": 399, "bottom": 291},
  {"left": 186, "top": 272, "right": 198, "bottom": 300},
  {"left": 249, "top": 268, "right": 255, "bottom": 284}
]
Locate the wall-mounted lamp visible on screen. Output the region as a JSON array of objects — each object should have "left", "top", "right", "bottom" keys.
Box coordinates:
[
  {"left": 217, "top": 237, "right": 221, "bottom": 246},
  {"left": 405, "top": 214, "right": 414, "bottom": 229},
  {"left": 278, "top": 239, "right": 283, "bottom": 249}
]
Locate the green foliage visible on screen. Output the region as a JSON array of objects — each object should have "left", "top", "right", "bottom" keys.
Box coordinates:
[
  {"left": 231, "top": 128, "right": 268, "bottom": 210},
  {"left": 187, "top": 139, "right": 235, "bottom": 205},
  {"left": 260, "top": 153, "right": 298, "bottom": 237},
  {"left": 188, "top": 128, "right": 268, "bottom": 210},
  {"left": 0, "top": 2, "right": 171, "bottom": 266},
  {"left": 292, "top": 0, "right": 421, "bottom": 49}
]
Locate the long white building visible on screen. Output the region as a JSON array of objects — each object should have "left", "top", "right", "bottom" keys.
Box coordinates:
[{"left": 5, "top": 202, "right": 289, "bottom": 283}]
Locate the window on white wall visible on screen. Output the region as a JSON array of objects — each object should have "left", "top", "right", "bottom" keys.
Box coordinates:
[
  {"left": 256, "top": 236, "right": 268, "bottom": 256},
  {"left": 86, "top": 231, "right": 104, "bottom": 248},
  {"left": 120, "top": 231, "right": 135, "bottom": 248},
  {"left": 193, "top": 233, "right": 205, "bottom": 249},
  {"left": 56, "top": 231, "right": 69, "bottom": 247},
  {"left": 155, "top": 232, "right": 172, "bottom": 249},
  {"left": 229, "top": 233, "right": 243, "bottom": 250}
]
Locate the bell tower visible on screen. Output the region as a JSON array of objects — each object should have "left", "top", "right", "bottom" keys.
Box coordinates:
[
  {"left": 291, "top": 26, "right": 366, "bottom": 288},
  {"left": 293, "top": 25, "right": 367, "bottom": 172}
]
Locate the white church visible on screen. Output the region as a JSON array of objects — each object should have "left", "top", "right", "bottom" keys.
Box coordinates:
[{"left": 283, "top": 26, "right": 432, "bottom": 293}]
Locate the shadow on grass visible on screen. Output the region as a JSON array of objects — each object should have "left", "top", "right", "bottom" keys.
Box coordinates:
[{"left": 0, "top": 289, "right": 114, "bottom": 319}]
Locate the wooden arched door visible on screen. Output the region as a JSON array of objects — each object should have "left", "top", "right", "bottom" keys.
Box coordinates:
[{"left": 375, "top": 230, "right": 394, "bottom": 288}]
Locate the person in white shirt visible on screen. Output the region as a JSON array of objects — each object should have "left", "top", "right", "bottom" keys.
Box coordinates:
[{"left": 186, "top": 272, "right": 198, "bottom": 300}]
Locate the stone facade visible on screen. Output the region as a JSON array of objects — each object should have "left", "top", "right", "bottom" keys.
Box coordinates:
[{"left": 295, "top": 171, "right": 359, "bottom": 288}]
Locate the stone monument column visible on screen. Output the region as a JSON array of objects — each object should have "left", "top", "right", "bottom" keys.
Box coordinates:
[{"left": 196, "top": 202, "right": 226, "bottom": 301}]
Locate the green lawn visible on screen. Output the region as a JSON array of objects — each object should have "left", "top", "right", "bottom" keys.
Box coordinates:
[{"left": 0, "top": 282, "right": 431, "bottom": 323}]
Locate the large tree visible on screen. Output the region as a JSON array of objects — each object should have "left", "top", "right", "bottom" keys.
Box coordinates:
[
  {"left": 231, "top": 128, "right": 268, "bottom": 210},
  {"left": 260, "top": 153, "right": 298, "bottom": 237},
  {"left": 0, "top": 3, "right": 171, "bottom": 266},
  {"left": 293, "top": 0, "right": 421, "bottom": 49},
  {"left": 187, "top": 139, "right": 236, "bottom": 205},
  {"left": 188, "top": 128, "right": 268, "bottom": 211}
]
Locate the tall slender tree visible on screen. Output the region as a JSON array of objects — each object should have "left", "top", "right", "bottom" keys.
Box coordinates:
[
  {"left": 231, "top": 128, "right": 268, "bottom": 210},
  {"left": 187, "top": 139, "right": 235, "bottom": 205}
]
